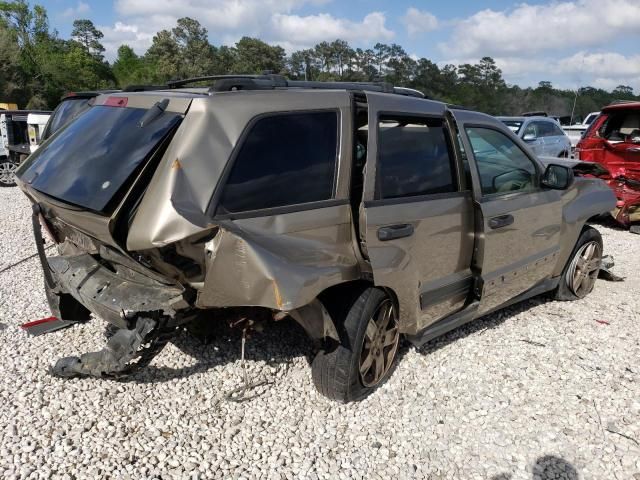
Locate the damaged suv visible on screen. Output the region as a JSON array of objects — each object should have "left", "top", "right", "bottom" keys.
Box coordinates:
[{"left": 17, "top": 75, "right": 615, "bottom": 402}]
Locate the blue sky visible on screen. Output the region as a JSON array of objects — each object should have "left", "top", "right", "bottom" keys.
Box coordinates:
[{"left": 36, "top": 0, "right": 640, "bottom": 92}]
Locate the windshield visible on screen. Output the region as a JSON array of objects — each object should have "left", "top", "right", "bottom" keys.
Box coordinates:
[
  {"left": 501, "top": 120, "right": 523, "bottom": 134},
  {"left": 42, "top": 97, "right": 93, "bottom": 140},
  {"left": 19, "top": 105, "right": 181, "bottom": 212}
]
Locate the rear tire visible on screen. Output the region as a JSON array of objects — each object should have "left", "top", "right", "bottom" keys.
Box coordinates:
[
  {"left": 555, "top": 227, "right": 603, "bottom": 301},
  {"left": 0, "top": 158, "right": 17, "bottom": 187},
  {"left": 311, "top": 287, "right": 400, "bottom": 402}
]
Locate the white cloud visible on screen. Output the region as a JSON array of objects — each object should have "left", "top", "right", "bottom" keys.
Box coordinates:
[
  {"left": 99, "top": 22, "right": 157, "bottom": 58},
  {"left": 61, "top": 1, "right": 90, "bottom": 18},
  {"left": 440, "top": 0, "right": 640, "bottom": 57},
  {"left": 100, "top": 0, "right": 395, "bottom": 60},
  {"left": 402, "top": 7, "right": 438, "bottom": 36},
  {"left": 270, "top": 12, "right": 393, "bottom": 47}
]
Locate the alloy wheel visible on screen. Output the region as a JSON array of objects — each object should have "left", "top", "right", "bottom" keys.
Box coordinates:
[
  {"left": 566, "top": 241, "right": 602, "bottom": 298},
  {"left": 0, "top": 161, "right": 17, "bottom": 186},
  {"left": 359, "top": 298, "right": 399, "bottom": 387}
]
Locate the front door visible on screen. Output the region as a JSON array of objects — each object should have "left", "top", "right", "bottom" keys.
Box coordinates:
[
  {"left": 455, "top": 113, "right": 564, "bottom": 313},
  {"left": 361, "top": 93, "right": 475, "bottom": 336}
]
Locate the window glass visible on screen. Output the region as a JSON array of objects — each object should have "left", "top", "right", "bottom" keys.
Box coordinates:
[
  {"left": 219, "top": 111, "right": 338, "bottom": 213},
  {"left": 550, "top": 123, "right": 565, "bottom": 136},
  {"left": 466, "top": 127, "right": 538, "bottom": 196},
  {"left": 18, "top": 105, "right": 181, "bottom": 212},
  {"left": 501, "top": 120, "right": 523, "bottom": 134},
  {"left": 377, "top": 116, "right": 456, "bottom": 199},
  {"left": 523, "top": 122, "right": 538, "bottom": 138}
]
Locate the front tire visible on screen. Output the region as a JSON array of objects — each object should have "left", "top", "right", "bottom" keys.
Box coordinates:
[
  {"left": 312, "top": 287, "right": 400, "bottom": 402},
  {"left": 555, "top": 227, "right": 603, "bottom": 301}
]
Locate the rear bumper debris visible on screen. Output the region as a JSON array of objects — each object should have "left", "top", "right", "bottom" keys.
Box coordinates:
[{"left": 47, "top": 253, "right": 188, "bottom": 328}]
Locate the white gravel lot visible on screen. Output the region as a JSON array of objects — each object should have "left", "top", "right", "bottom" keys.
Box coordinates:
[{"left": 0, "top": 186, "right": 638, "bottom": 480}]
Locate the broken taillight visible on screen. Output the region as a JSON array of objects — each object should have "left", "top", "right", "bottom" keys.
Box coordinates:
[{"left": 104, "top": 96, "right": 128, "bottom": 107}]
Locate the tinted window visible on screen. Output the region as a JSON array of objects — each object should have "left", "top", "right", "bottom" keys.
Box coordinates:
[
  {"left": 466, "top": 127, "right": 538, "bottom": 196},
  {"left": 18, "top": 105, "right": 181, "bottom": 212},
  {"left": 550, "top": 123, "right": 565, "bottom": 136},
  {"left": 219, "top": 111, "right": 338, "bottom": 213},
  {"left": 538, "top": 121, "right": 562, "bottom": 137},
  {"left": 377, "top": 116, "right": 456, "bottom": 199}
]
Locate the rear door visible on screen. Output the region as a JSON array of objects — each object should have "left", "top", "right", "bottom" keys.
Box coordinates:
[
  {"left": 454, "top": 110, "right": 563, "bottom": 313},
  {"left": 361, "top": 93, "right": 475, "bottom": 336}
]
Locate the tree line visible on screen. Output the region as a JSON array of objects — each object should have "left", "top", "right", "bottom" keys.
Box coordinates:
[{"left": 1, "top": 0, "right": 637, "bottom": 120}]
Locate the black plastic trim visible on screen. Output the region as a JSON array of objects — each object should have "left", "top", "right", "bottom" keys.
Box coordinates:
[
  {"left": 364, "top": 190, "right": 470, "bottom": 208},
  {"left": 420, "top": 276, "right": 473, "bottom": 311},
  {"left": 214, "top": 199, "right": 349, "bottom": 221}
]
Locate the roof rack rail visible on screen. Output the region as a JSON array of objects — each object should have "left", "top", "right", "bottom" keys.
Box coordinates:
[
  {"left": 608, "top": 99, "right": 638, "bottom": 106},
  {"left": 122, "top": 84, "right": 170, "bottom": 92},
  {"left": 165, "top": 73, "right": 426, "bottom": 98}
]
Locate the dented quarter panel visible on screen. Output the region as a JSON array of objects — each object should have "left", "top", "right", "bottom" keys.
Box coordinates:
[{"left": 196, "top": 203, "right": 361, "bottom": 311}]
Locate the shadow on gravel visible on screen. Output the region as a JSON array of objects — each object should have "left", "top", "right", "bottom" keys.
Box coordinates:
[
  {"left": 491, "top": 454, "right": 579, "bottom": 480},
  {"left": 125, "top": 316, "right": 312, "bottom": 384}
]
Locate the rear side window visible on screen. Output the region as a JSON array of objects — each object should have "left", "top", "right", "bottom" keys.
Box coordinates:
[
  {"left": 377, "top": 116, "right": 456, "bottom": 199},
  {"left": 218, "top": 111, "right": 338, "bottom": 213}
]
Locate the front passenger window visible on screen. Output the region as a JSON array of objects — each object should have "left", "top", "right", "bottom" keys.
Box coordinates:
[{"left": 465, "top": 127, "right": 538, "bottom": 196}]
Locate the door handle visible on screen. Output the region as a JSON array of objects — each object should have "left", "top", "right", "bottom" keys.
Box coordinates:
[
  {"left": 488, "top": 214, "right": 514, "bottom": 230},
  {"left": 378, "top": 224, "right": 414, "bottom": 241}
]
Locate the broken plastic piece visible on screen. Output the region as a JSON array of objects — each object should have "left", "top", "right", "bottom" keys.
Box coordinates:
[
  {"left": 598, "top": 255, "right": 625, "bottom": 282},
  {"left": 21, "top": 317, "right": 78, "bottom": 336},
  {"left": 52, "top": 317, "right": 161, "bottom": 378}
]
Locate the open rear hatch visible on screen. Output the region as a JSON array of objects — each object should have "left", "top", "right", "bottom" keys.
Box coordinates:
[{"left": 15, "top": 94, "right": 193, "bottom": 326}]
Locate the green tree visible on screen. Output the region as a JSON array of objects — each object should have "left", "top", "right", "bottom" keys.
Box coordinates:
[
  {"left": 71, "top": 19, "right": 104, "bottom": 58},
  {"left": 233, "top": 37, "right": 285, "bottom": 74}
]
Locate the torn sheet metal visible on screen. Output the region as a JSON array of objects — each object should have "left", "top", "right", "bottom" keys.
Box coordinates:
[{"left": 196, "top": 213, "right": 360, "bottom": 312}]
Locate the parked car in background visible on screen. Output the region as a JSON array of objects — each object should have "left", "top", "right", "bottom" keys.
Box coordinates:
[
  {"left": 498, "top": 116, "right": 572, "bottom": 157},
  {"left": 563, "top": 111, "right": 600, "bottom": 151},
  {"left": 0, "top": 110, "right": 51, "bottom": 187},
  {"left": 27, "top": 112, "right": 50, "bottom": 153},
  {"left": 576, "top": 102, "right": 640, "bottom": 226},
  {"left": 16, "top": 75, "right": 614, "bottom": 402}
]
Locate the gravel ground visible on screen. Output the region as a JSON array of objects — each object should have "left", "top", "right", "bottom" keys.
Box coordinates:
[{"left": 0, "top": 186, "right": 638, "bottom": 480}]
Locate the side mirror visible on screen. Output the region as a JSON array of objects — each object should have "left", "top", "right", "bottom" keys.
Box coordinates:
[
  {"left": 523, "top": 132, "right": 537, "bottom": 142},
  {"left": 542, "top": 164, "right": 573, "bottom": 190}
]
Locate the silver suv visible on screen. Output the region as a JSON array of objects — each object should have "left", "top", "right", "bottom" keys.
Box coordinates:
[
  {"left": 499, "top": 116, "right": 572, "bottom": 158},
  {"left": 17, "top": 75, "right": 615, "bottom": 402}
]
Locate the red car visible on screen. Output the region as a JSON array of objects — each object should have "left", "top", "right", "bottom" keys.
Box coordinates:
[{"left": 576, "top": 101, "right": 640, "bottom": 226}]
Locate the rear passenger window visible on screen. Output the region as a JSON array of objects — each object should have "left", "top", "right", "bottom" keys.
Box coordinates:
[
  {"left": 219, "top": 111, "right": 338, "bottom": 213},
  {"left": 377, "top": 116, "right": 456, "bottom": 199}
]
